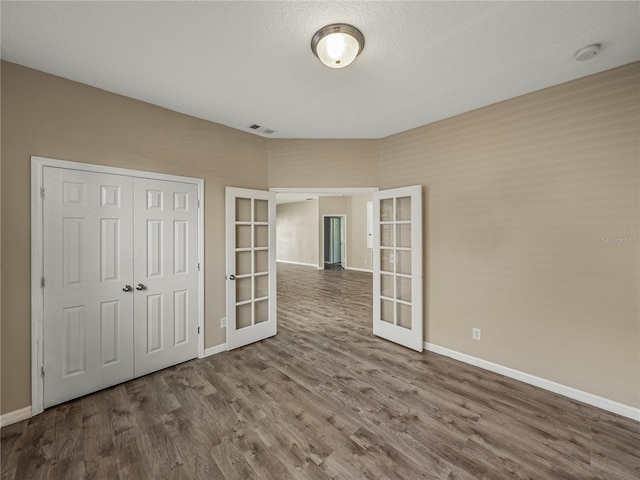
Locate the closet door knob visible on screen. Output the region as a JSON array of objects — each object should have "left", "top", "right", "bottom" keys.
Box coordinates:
[
  {"left": 136, "top": 283, "right": 146, "bottom": 291},
  {"left": 122, "top": 285, "right": 133, "bottom": 292}
]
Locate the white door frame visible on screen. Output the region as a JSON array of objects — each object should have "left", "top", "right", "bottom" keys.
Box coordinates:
[
  {"left": 270, "top": 187, "right": 378, "bottom": 197},
  {"left": 31, "top": 156, "right": 205, "bottom": 415},
  {"left": 322, "top": 214, "right": 347, "bottom": 268}
]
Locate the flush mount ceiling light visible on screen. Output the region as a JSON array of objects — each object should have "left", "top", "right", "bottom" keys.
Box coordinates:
[{"left": 311, "top": 23, "right": 365, "bottom": 69}]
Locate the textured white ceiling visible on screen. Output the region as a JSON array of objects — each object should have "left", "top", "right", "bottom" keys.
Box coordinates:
[{"left": 2, "top": 1, "right": 638, "bottom": 139}]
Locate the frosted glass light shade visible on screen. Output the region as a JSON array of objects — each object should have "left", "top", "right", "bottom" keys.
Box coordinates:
[{"left": 311, "top": 24, "right": 365, "bottom": 69}]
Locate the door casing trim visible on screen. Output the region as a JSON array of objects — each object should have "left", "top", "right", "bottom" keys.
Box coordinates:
[{"left": 31, "top": 156, "right": 205, "bottom": 415}]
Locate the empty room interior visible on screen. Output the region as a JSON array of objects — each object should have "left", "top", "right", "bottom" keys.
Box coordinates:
[{"left": 1, "top": 1, "right": 639, "bottom": 479}]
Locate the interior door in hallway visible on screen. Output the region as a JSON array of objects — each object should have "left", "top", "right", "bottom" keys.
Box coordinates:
[
  {"left": 323, "top": 216, "right": 346, "bottom": 268},
  {"left": 372, "top": 185, "right": 423, "bottom": 352},
  {"left": 43, "top": 167, "right": 135, "bottom": 408},
  {"left": 225, "top": 187, "right": 277, "bottom": 350}
]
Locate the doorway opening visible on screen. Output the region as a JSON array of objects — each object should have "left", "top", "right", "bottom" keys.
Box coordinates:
[
  {"left": 270, "top": 185, "right": 423, "bottom": 352},
  {"left": 272, "top": 187, "right": 377, "bottom": 272},
  {"left": 323, "top": 215, "right": 346, "bottom": 269}
]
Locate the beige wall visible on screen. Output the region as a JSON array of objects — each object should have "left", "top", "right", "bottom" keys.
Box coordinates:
[
  {"left": 380, "top": 63, "right": 639, "bottom": 407},
  {"left": 2, "top": 60, "right": 638, "bottom": 414},
  {"left": 346, "top": 194, "right": 373, "bottom": 271},
  {"left": 1, "top": 62, "right": 268, "bottom": 413},
  {"left": 276, "top": 200, "right": 319, "bottom": 266},
  {"left": 268, "top": 139, "right": 379, "bottom": 188}
]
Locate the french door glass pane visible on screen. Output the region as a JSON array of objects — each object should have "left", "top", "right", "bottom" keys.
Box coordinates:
[
  {"left": 397, "top": 303, "right": 412, "bottom": 329},
  {"left": 380, "top": 249, "right": 393, "bottom": 273},
  {"left": 236, "top": 225, "right": 251, "bottom": 248},
  {"left": 381, "top": 299, "right": 394, "bottom": 324},
  {"left": 255, "top": 274, "right": 269, "bottom": 298},
  {"left": 380, "top": 199, "right": 393, "bottom": 221},
  {"left": 254, "top": 199, "right": 268, "bottom": 222},
  {"left": 236, "top": 277, "right": 252, "bottom": 302},
  {"left": 381, "top": 274, "right": 394, "bottom": 298},
  {"left": 254, "top": 225, "right": 268, "bottom": 248},
  {"left": 380, "top": 224, "right": 393, "bottom": 247},
  {"left": 255, "top": 250, "right": 268, "bottom": 273},
  {"left": 396, "top": 276, "right": 412, "bottom": 302},
  {"left": 396, "top": 224, "right": 411, "bottom": 248},
  {"left": 236, "top": 251, "right": 251, "bottom": 275},
  {"left": 255, "top": 299, "right": 269, "bottom": 324},
  {"left": 234, "top": 196, "right": 272, "bottom": 334},
  {"left": 396, "top": 197, "right": 411, "bottom": 221},
  {"left": 397, "top": 251, "right": 412, "bottom": 275},
  {"left": 236, "top": 303, "right": 252, "bottom": 329},
  {"left": 236, "top": 198, "right": 251, "bottom": 222}
]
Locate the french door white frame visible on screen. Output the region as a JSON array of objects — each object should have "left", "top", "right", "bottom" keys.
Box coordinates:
[
  {"left": 372, "top": 185, "right": 423, "bottom": 352},
  {"left": 30, "top": 156, "right": 205, "bottom": 415}
]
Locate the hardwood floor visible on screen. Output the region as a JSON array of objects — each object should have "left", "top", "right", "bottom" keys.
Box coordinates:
[{"left": 2, "top": 263, "right": 639, "bottom": 479}]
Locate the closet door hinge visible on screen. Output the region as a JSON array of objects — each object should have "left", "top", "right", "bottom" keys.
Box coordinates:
[
  {"left": 198, "top": 199, "right": 200, "bottom": 208},
  {"left": 41, "top": 366, "right": 45, "bottom": 378},
  {"left": 197, "top": 326, "right": 200, "bottom": 334},
  {"left": 41, "top": 187, "right": 45, "bottom": 199},
  {"left": 197, "top": 263, "right": 200, "bottom": 271},
  {"left": 41, "top": 277, "right": 45, "bottom": 288}
]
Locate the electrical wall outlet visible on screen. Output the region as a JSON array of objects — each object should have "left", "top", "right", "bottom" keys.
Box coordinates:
[
  {"left": 472, "top": 328, "right": 481, "bottom": 341},
  {"left": 221, "top": 317, "right": 227, "bottom": 328}
]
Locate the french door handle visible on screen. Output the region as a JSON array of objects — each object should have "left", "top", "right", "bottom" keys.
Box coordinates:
[
  {"left": 136, "top": 283, "right": 146, "bottom": 291},
  {"left": 227, "top": 274, "right": 236, "bottom": 281},
  {"left": 122, "top": 285, "right": 133, "bottom": 292}
]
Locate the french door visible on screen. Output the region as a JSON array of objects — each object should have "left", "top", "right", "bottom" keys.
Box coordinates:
[
  {"left": 372, "top": 186, "right": 423, "bottom": 352},
  {"left": 225, "top": 187, "right": 277, "bottom": 350},
  {"left": 42, "top": 166, "right": 199, "bottom": 408}
]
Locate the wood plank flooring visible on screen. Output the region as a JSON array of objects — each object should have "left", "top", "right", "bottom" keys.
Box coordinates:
[{"left": 2, "top": 263, "right": 639, "bottom": 479}]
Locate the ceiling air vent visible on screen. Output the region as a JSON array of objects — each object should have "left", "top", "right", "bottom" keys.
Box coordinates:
[{"left": 246, "top": 124, "right": 276, "bottom": 135}]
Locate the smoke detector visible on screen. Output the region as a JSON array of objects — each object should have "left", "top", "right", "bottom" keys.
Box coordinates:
[{"left": 575, "top": 44, "right": 601, "bottom": 62}]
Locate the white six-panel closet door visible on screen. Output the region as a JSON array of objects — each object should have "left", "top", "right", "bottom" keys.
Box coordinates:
[
  {"left": 43, "top": 167, "right": 135, "bottom": 407},
  {"left": 132, "top": 178, "right": 199, "bottom": 377},
  {"left": 43, "top": 168, "right": 199, "bottom": 408}
]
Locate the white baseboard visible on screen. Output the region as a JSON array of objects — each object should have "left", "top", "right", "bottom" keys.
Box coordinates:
[
  {"left": 276, "top": 259, "right": 318, "bottom": 268},
  {"left": 0, "top": 406, "right": 32, "bottom": 428},
  {"left": 424, "top": 342, "right": 639, "bottom": 421},
  {"left": 203, "top": 343, "right": 227, "bottom": 357},
  {"left": 346, "top": 266, "right": 373, "bottom": 273}
]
